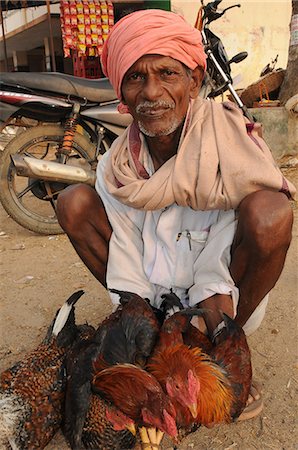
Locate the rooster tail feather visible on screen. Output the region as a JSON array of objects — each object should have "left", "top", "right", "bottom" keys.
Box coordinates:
[
  {"left": 52, "top": 290, "right": 84, "bottom": 337},
  {"left": 109, "top": 289, "right": 142, "bottom": 305},
  {"left": 43, "top": 290, "right": 85, "bottom": 345},
  {"left": 160, "top": 292, "right": 184, "bottom": 311},
  {"left": 221, "top": 313, "right": 243, "bottom": 336},
  {"left": 174, "top": 307, "right": 208, "bottom": 319}
]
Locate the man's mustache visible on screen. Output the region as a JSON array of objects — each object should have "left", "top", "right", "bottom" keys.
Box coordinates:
[{"left": 136, "top": 100, "right": 175, "bottom": 113}]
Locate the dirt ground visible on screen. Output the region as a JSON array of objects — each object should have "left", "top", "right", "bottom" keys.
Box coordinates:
[{"left": 0, "top": 167, "right": 297, "bottom": 450}]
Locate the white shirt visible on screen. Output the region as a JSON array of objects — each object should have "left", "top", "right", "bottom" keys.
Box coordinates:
[{"left": 96, "top": 150, "right": 239, "bottom": 314}]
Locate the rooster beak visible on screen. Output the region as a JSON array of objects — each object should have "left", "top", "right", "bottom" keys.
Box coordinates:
[
  {"left": 126, "top": 423, "right": 137, "bottom": 436},
  {"left": 188, "top": 402, "right": 198, "bottom": 419}
]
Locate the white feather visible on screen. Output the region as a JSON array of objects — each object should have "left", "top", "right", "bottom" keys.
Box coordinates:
[{"left": 52, "top": 301, "right": 72, "bottom": 337}]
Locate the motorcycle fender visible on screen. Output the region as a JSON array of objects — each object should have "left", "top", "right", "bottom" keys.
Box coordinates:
[{"left": 0, "top": 102, "right": 19, "bottom": 126}]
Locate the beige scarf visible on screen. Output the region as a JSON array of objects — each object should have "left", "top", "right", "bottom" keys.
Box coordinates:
[{"left": 104, "top": 98, "right": 296, "bottom": 211}]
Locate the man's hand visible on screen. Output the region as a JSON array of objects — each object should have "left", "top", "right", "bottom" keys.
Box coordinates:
[{"left": 198, "top": 294, "right": 234, "bottom": 343}]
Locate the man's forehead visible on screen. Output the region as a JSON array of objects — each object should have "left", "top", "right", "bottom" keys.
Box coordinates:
[{"left": 127, "top": 54, "right": 186, "bottom": 71}]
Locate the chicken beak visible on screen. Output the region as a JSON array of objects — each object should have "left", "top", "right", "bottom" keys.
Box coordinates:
[
  {"left": 188, "top": 402, "right": 198, "bottom": 419},
  {"left": 126, "top": 423, "right": 137, "bottom": 436}
]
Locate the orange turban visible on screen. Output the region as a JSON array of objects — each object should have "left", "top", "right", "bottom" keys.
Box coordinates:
[{"left": 101, "top": 9, "right": 207, "bottom": 100}]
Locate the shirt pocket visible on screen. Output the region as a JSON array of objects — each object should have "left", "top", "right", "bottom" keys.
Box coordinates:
[{"left": 174, "top": 230, "right": 209, "bottom": 288}]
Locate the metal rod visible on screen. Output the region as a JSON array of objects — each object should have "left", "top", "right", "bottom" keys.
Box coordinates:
[{"left": 46, "top": 0, "right": 56, "bottom": 72}]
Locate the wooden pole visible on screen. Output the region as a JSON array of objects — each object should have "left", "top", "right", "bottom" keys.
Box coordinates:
[
  {"left": 46, "top": 0, "right": 56, "bottom": 72},
  {"left": 0, "top": 1, "right": 9, "bottom": 71}
]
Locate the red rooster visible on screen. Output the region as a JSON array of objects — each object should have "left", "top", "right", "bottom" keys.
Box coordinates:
[
  {"left": 148, "top": 303, "right": 252, "bottom": 435},
  {"left": 208, "top": 313, "right": 252, "bottom": 420},
  {"left": 92, "top": 363, "right": 178, "bottom": 441}
]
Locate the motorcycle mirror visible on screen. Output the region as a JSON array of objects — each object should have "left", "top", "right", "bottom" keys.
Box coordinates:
[{"left": 229, "top": 52, "right": 248, "bottom": 64}]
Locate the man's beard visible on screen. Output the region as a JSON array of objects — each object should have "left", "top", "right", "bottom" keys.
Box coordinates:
[{"left": 136, "top": 100, "right": 181, "bottom": 137}]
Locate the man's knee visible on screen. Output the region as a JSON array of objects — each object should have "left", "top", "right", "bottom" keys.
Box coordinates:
[
  {"left": 237, "top": 190, "right": 293, "bottom": 255},
  {"left": 57, "top": 184, "right": 99, "bottom": 233}
]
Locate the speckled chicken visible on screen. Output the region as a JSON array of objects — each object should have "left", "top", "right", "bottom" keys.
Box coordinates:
[
  {"left": 0, "top": 290, "right": 85, "bottom": 450},
  {"left": 78, "top": 393, "right": 137, "bottom": 450}
]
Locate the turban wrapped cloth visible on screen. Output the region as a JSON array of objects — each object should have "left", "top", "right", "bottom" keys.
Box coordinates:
[{"left": 101, "top": 9, "right": 207, "bottom": 100}]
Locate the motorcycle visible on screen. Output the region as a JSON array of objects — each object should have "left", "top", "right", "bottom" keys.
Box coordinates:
[{"left": 0, "top": 0, "right": 250, "bottom": 235}]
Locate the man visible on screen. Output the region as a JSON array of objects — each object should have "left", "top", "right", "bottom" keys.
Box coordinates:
[{"left": 57, "top": 9, "right": 295, "bottom": 420}]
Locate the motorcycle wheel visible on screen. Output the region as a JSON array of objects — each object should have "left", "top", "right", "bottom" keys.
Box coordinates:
[{"left": 0, "top": 124, "right": 98, "bottom": 235}]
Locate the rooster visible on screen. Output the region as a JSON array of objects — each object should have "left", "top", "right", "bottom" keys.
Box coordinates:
[
  {"left": 0, "top": 290, "right": 85, "bottom": 450},
  {"left": 92, "top": 363, "right": 178, "bottom": 443},
  {"left": 208, "top": 313, "right": 252, "bottom": 420},
  {"left": 148, "top": 301, "right": 252, "bottom": 437},
  {"left": 63, "top": 290, "right": 161, "bottom": 449},
  {"left": 78, "top": 393, "right": 137, "bottom": 450},
  {"left": 63, "top": 324, "right": 137, "bottom": 450},
  {"left": 99, "top": 289, "right": 160, "bottom": 367}
]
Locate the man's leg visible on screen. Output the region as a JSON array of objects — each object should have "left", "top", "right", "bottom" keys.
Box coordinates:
[
  {"left": 231, "top": 190, "right": 293, "bottom": 327},
  {"left": 56, "top": 184, "right": 112, "bottom": 287},
  {"left": 200, "top": 190, "right": 293, "bottom": 419},
  {"left": 200, "top": 190, "right": 293, "bottom": 334}
]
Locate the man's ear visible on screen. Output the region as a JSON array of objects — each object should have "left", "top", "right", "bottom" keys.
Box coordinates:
[{"left": 189, "top": 66, "right": 205, "bottom": 99}]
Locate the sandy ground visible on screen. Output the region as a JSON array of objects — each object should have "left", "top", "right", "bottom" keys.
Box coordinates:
[{"left": 0, "top": 167, "right": 297, "bottom": 450}]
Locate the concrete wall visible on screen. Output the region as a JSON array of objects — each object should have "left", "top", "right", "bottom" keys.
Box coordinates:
[
  {"left": 0, "top": 4, "right": 60, "bottom": 37},
  {"left": 249, "top": 107, "right": 298, "bottom": 159},
  {"left": 171, "top": 0, "right": 292, "bottom": 90}
]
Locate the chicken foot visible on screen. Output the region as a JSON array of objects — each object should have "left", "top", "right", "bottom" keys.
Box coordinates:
[{"left": 139, "top": 426, "right": 164, "bottom": 449}]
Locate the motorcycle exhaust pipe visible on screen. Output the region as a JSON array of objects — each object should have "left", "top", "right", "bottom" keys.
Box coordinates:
[{"left": 11, "top": 154, "right": 96, "bottom": 187}]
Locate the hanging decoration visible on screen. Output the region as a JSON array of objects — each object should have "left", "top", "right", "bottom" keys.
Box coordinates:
[{"left": 60, "top": 0, "right": 114, "bottom": 58}]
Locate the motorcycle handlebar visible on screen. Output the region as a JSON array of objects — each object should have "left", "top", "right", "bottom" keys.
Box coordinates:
[{"left": 203, "top": 1, "right": 241, "bottom": 24}]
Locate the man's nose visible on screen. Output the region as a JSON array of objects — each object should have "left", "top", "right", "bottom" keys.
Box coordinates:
[{"left": 142, "top": 75, "right": 163, "bottom": 100}]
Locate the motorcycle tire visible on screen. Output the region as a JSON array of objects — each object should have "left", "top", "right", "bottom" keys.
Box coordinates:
[{"left": 0, "top": 125, "right": 98, "bottom": 235}]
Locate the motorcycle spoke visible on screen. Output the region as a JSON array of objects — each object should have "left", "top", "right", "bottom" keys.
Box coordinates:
[
  {"left": 15, "top": 180, "right": 40, "bottom": 199},
  {"left": 24, "top": 142, "right": 52, "bottom": 159},
  {"left": 49, "top": 197, "right": 57, "bottom": 212}
]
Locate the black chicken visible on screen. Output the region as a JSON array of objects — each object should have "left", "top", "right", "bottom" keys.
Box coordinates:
[{"left": 63, "top": 290, "right": 161, "bottom": 449}]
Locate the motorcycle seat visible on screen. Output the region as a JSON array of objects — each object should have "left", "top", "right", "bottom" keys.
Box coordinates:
[{"left": 0, "top": 72, "right": 117, "bottom": 103}]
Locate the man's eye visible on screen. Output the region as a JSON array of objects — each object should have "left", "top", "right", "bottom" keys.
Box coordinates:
[
  {"left": 162, "top": 69, "right": 176, "bottom": 76},
  {"left": 128, "top": 73, "right": 144, "bottom": 81}
]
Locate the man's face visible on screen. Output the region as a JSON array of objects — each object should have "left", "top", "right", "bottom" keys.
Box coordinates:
[{"left": 121, "top": 55, "right": 203, "bottom": 137}]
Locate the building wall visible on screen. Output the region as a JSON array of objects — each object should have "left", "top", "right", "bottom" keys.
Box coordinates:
[
  {"left": 1, "top": 1, "right": 292, "bottom": 85},
  {"left": 171, "top": 0, "right": 292, "bottom": 90},
  {"left": 0, "top": 3, "right": 60, "bottom": 36}
]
